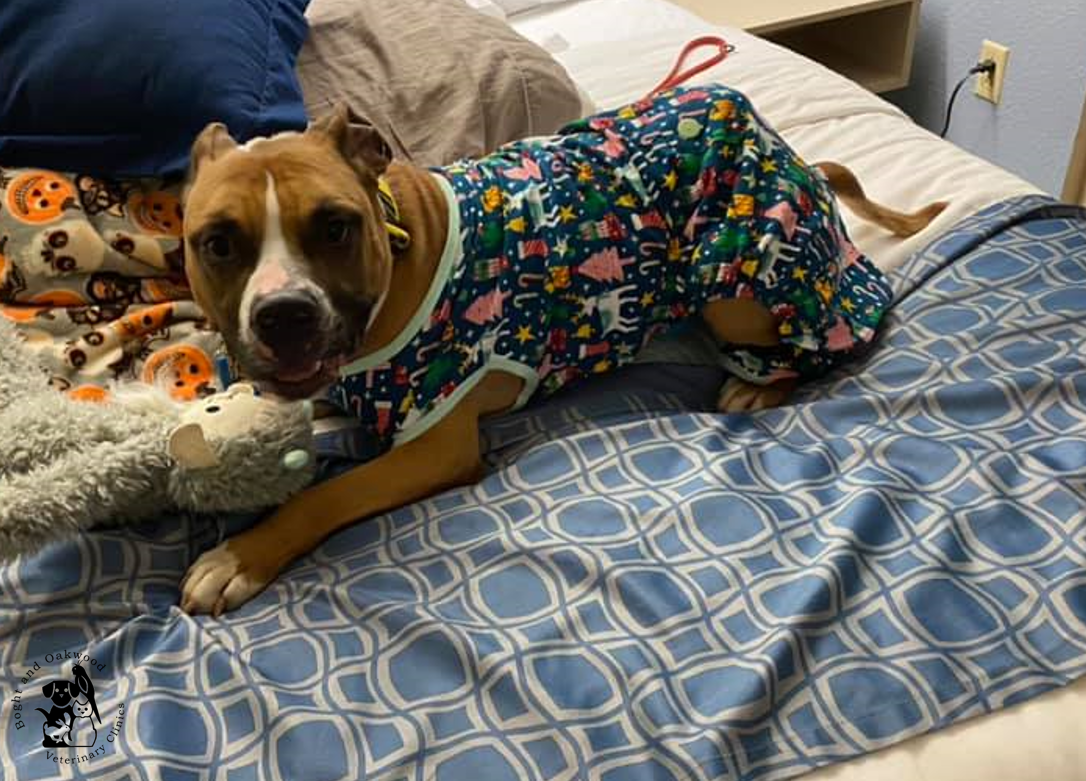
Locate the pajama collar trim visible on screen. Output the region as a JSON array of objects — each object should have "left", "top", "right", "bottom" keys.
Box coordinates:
[{"left": 339, "top": 173, "right": 460, "bottom": 378}]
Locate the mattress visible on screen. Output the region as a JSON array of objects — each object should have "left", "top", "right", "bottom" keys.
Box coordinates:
[
  {"left": 5, "top": 196, "right": 1086, "bottom": 780},
  {"left": 508, "top": 0, "right": 1042, "bottom": 274}
]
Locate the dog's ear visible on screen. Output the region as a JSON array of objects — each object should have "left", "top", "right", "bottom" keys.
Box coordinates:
[
  {"left": 42, "top": 681, "right": 55, "bottom": 698},
  {"left": 309, "top": 103, "right": 392, "bottom": 180},
  {"left": 188, "top": 122, "right": 238, "bottom": 182}
]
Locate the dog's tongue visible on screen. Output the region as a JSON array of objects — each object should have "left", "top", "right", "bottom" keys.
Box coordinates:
[{"left": 277, "top": 360, "right": 323, "bottom": 383}]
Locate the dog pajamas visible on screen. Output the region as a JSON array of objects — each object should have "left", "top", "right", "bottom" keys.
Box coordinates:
[{"left": 332, "top": 85, "right": 892, "bottom": 448}]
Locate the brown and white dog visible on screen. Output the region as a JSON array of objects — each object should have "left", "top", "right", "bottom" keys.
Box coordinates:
[{"left": 178, "top": 106, "right": 944, "bottom": 615}]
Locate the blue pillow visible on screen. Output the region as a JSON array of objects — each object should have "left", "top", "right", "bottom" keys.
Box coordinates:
[{"left": 0, "top": 0, "right": 311, "bottom": 177}]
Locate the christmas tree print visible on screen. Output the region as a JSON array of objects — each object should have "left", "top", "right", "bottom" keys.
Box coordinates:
[
  {"left": 577, "top": 248, "right": 635, "bottom": 282},
  {"left": 464, "top": 289, "right": 509, "bottom": 325}
]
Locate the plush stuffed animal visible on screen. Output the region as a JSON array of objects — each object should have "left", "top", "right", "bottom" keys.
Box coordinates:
[{"left": 0, "top": 316, "right": 316, "bottom": 561}]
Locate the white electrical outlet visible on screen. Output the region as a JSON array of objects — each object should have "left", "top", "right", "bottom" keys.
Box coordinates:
[{"left": 975, "top": 40, "right": 1010, "bottom": 104}]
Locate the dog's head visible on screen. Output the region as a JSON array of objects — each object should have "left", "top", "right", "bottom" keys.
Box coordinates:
[
  {"left": 42, "top": 680, "right": 75, "bottom": 707},
  {"left": 182, "top": 105, "right": 395, "bottom": 398}
]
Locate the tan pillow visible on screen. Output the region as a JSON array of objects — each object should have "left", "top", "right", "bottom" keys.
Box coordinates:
[{"left": 297, "top": 0, "right": 584, "bottom": 167}]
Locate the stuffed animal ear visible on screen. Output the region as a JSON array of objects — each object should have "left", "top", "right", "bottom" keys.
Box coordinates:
[
  {"left": 168, "top": 423, "right": 220, "bottom": 470},
  {"left": 230, "top": 382, "right": 257, "bottom": 397}
]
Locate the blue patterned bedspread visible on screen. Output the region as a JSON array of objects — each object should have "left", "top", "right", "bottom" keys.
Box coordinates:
[{"left": 4, "top": 195, "right": 1086, "bottom": 780}]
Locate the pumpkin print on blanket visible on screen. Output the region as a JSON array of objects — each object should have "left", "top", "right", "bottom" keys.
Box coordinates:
[
  {"left": 142, "top": 343, "right": 216, "bottom": 401},
  {"left": 0, "top": 167, "right": 226, "bottom": 402},
  {"left": 4, "top": 171, "right": 79, "bottom": 225},
  {"left": 127, "top": 190, "right": 184, "bottom": 237}
]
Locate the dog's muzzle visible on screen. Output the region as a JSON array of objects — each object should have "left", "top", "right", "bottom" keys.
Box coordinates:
[{"left": 251, "top": 290, "right": 327, "bottom": 372}]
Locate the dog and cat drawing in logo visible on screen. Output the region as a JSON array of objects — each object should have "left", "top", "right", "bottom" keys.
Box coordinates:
[{"left": 35, "top": 664, "right": 102, "bottom": 748}]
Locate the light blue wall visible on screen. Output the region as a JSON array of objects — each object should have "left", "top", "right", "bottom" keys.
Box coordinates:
[{"left": 886, "top": 0, "right": 1086, "bottom": 195}]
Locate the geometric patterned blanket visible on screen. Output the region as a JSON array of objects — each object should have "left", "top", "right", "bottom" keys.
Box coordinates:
[{"left": 3, "top": 195, "right": 1086, "bottom": 780}]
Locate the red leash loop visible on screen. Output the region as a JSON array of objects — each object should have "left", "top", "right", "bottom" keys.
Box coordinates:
[{"left": 647, "top": 35, "right": 734, "bottom": 97}]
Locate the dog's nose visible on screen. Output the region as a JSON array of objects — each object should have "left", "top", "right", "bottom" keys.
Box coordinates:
[{"left": 251, "top": 291, "right": 322, "bottom": 358}]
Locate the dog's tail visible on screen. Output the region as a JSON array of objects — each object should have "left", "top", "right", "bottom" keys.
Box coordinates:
[{"left": 816, "top": 161, "right": 948, "bottom": 238}]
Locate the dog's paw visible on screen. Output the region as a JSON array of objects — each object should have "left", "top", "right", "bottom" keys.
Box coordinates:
[
  {"left": 180, "top": 540, "right": 277, "bottom": 617},
  {"left": 716, "top": 377, "right": 796, "bottom": 413}
]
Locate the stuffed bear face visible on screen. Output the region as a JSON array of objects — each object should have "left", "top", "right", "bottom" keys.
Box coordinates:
[
  {"left": 164, "top": 382, "right": 316, "bottom": 513},
  {"left": 167, "top": 383, "right": 313, "bottom": 471},
  {"left": 184, "top": 383, "right": 267, "bottom": 442}
]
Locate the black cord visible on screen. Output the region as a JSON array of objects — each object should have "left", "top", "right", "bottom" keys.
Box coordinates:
[{"left": 940, "top": 60, "right": 997, "bottom": 138}]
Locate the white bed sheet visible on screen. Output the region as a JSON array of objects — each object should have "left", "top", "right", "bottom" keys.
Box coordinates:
[
  {"left": 509, "top": 3, "right": 1086, "bottom": 780},
  {"left": 510, "top": 0, "right": 1041, "bottom": 274}
]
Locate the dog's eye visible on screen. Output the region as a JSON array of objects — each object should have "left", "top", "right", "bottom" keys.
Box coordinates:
[
  {"left": 202, "top": 234, "right": 233, "bottom": 260},
  {"left": 326, "top": 218, "right": 352, "bottom": 245}
]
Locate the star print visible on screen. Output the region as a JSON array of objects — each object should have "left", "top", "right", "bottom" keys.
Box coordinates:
[
  {"left": 515, "top": 325, "right": 534, "bottom": 344},
  {"left": 640, "top": 291, "right": 656, "bottom": 306},
  {"left": 559, "top": 205, "right": 577, "bottom": 223},
  {"left": 792, "top": 267, "right": 808, "bottom": 282},
  {"left": 508, "top": 217, "right": 527, "bottom": 233},
  {"left": 664, "top": 171, "right": 678, "bottom": 190},
  {"left": 760, "top": 160, "right": 777, "bottom": 174},
  {"left": 841, "top": 298, "right": 856, "bottom": 313}
]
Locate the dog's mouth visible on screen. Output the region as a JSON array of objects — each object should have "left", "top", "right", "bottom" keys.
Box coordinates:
[
  {"left": 258, "top": 353, "right": 350, "bottom": 399},
  {"left": 235, "top": 328, "right": 359, "bottom": 400},
  {"left": 229, "top": 298, "right": 371, "bottom": 399}
]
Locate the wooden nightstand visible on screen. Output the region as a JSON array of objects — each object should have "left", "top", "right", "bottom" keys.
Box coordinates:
[
  {"left": 1064, "top": 92, "right": 1086, "bottom": 206},
  {"left": 669, "top": 0, "right": 922, "bottom": 93}
]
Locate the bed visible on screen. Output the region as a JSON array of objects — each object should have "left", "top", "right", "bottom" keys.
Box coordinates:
[
  {"left": 3, "top": 1, "right": 1086, "bottom": 779},
  {"left": 505, "top": 2, "right": 1086, "bottom": 778}
]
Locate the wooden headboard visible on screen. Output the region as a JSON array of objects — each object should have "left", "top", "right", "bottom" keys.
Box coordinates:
[{"left": 1064, "top": 92, "right": 1086, "bottom": 206}]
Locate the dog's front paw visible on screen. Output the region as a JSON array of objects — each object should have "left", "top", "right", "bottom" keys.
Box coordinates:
[{"left": 180, "top": 539, "right": 278, "bottom": 617}]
